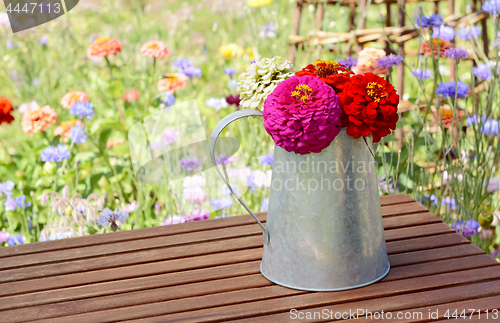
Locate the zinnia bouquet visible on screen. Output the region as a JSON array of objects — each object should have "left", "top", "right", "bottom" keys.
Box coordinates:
[{"left": 237, "top": 57, "right": 400, "bottom": 155}]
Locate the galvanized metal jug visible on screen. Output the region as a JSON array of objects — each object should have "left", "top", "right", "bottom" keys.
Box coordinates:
[{"left": 209, "top": 109, "right": 390, "bottom": 291}]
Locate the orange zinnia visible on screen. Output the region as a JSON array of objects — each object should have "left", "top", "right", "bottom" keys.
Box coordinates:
[
  {"left": 0, "top": 97, "right": 14, "bottom": 125},
  {"left": 53, "top": 120, "right": 84, "bottom": 142},
  {"left": 21, "top": 105, "right": 58, "bottom": 136},
  {"left": 420, "top": 38, "right": 453, "bottom": 59},
  {"left": 60, "top": 91, "right": 89, "bottom": 109},
  {"left": 157, "top": 73, "right": 189, "bottom": 93},
  {"left": 140, "top": 41, "right": 171, "bottom": 59},
  {"left": 352, "top": 48, "right": 389, "bottom": 77},
  {"left": 295, "top": 60, "right": 353, "bottom": 94},
  {"left": 87, "top": 37, "right": 122, "bottom": 59}
]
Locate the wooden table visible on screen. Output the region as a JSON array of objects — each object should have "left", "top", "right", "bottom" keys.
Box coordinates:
[{"left": 1, "top": 194, "right": 499, "bottom": 322}]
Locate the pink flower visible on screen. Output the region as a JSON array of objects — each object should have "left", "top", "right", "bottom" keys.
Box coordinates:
[
  {"left": 21, "top": 105, "right": 58, "bottom": 136},
  {"left": 157, "top": 73, "right": 189, "bottom": 93},
  {"left": 263, "top": 75, "right": 342, "bottom": 155},
  {"left": 420, "top": 38, "right": 453, "bottom": 59},
  {"left": 140, "top": 41, "right": 171, "bottom": 59},
  {"left": 352, "top": 48, "right": 389, "bottom": 77},
  {"left": 87, "top": 37, "right": 121, "bottom": 59},
  {"left": 60, "top": 91, "right": 89, "bottom": 110},
  {"left": 122, "top": 90, "right": 140, "bottom": 102}
]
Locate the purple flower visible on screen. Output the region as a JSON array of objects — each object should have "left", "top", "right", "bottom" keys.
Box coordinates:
[
  {"left": 215, "top": 153, "right": 235, "bottom": 165},
  {"left": 338, "top": 57, "right": 358, "bottom": 70},
  {"left": 215, "top": 214, "right": 231, "bottom": 219},
  {"left": 435, "top": 148, "right": 456, "bottom": 161},
  {"left": 259, "top": 153, "right": 274, "bottom": 166},
  {"left": 412, "top": 68, "right": 432, "bottom": 81},
  {"left": 481, "top": 119, "right": 499, "bottom": 136},
  {"left": 6, "top": 39, "right": 17, "bottom": 49},
  {"left": 182, "top": 66, "right": 202, "bottom": 78},
  {"left": 485, "top": 178, "right": 500, "bottom": 192},
  {"left": 421, "top": 193, "right": 438, "bottom": 206},
  {"left": 260, "top": 198, "right": 269, "bottom": 212},
  {"left": 473, "top": 63, "right": 492, "bottom": 80},
  {"left": 376, "top": 54, "right": 403, "bottom": 69},
  {"left": 491, "top": 249, "right": 499, "bottom": 259},
  {"left": 70, "top": 101, "right": 94, "bottom": 120},
  {"left": 4, "top": 195, "right": 16, "bottom": 211},
  {"left": 493, "top": 32, "right": 500, "bottom": 48},
  {"left": 441, "top": 197, "right": 458, "bottom": 209},
  {"left": 205, "top": 97, "right": 228, "bottom": 110},
  {"left": 172, "top": 58, "right": 193, "bottom": 70},
  {"left": 224, "top": 67, "right": 236, "bottom": 76},
  {"left": 41, "top": 144, "right": 71, "bottom": 162},
  {"left": 222, "top": 185, "right": 239, "bottom": 196},
  {"left": 436, "top": 81, "right": 469, "bottom": 98},
  {"left": 259, "top": 22, "right": 276, "bottom": 39},
  {"left": 465, "top": 114, "right": 487, "bottom": 126},
  {"left": 432, "top": 26, "right": 455, "bottom": 41},
  {"left": 180, "top": 156, "right": 202, "bottom": 172},
  {"left": 444, "top": 47, "right": 469, "bottom": 60},
  {"left": 151, "top": 128, "right": 179, "bottom": 150},
  {"left": 225, "top": 94, "right": 241, "bottom": 106},
  {"left": 483, "top": 0, "right": 500, "bottom": 14},
  {"left": 15, "top": 195, "right": 31, "bottom": 210},
  {"left": 8, "top": 234, "right": 25, "bottom": 246},
  {"left": 451, "top": 219, "right": 480, "bottom": 237},
  {"left": 0, "top": 180, "right": 15, "bottom": 196},
  {"left": 70, "top": 126, "right": 87, "bottom": 144},
  {"left": 211, "top": 198, "right": 233, "bottom": 210},
  {"left": 163, "top": 215, "right": 186, "bottom": 225},
  {"left": 160, "top": 92, "right": 176, "bottom": 107},
  {"left": 40, "top": 35, "right": 48, "bottom": 46},
  {"left": 0, "top": 231, "right": 9, "bottom": 244},
  {"left": 182, "top": 186, "right": 207, "bottom": 203},
  {"left": 185, "top": 208, "right": 210, "bottom": 221},
  {"left": 457, "top": 26, "right": 481, "bottom": 40},
  {"left": 97, "top": 208, "right": 129, "bottom": 231},
  {"left": 416, "top": 13, "right": 443, "bottom": 28}
]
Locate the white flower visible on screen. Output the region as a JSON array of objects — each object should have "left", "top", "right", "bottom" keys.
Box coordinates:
[
  {"left": 183, "top": 175, "right": 207, "bottom": 188},
  {"left": 18, "top": 101, "right": 40, "bottom": 114},
  {"left": 183, "top": 186, "right": 207, "bottom": 202},
  {"left": 237, "top": 56, "right": 294, "bottom": 111},
  {"left": 0, "top": 13, "right": 10, "bottom": 28}
]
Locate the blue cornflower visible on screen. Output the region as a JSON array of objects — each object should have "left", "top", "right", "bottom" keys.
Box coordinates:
[
  {"left": 441, "top": 196, "right": 458, "bottom": 209},
  {"left": 182, "top": 66, "right": 202, "bottom": 78},
  {"left": 259, "top": 22, "right": 276, "bottom": 39},
  {"left": 4, "top": 195, "right": 17, "bottom": 211},
  {"left": 0, "top": 180, "right": 15, "bottom": 196},
  {"left": 421, "top": 193, "right": 438, "bottom": 206},
  {"left": 435, "top": 81, "right": 469, "bottom": 98},
  {"left": 214, "top": 214, "right": 231, "bottom": 219},
  {"left": 493, "top": 32, "right": 500, "bottom": 48},
  {"left": 172, "top": 58, "right": 193, "bottom": 70},
  {"left": 483, "top": 0, "right": 500, "bottom": 14},
  {"left": 412, "top": 68, "right": 432, "bottom": 81},
  {"left": 180, "top": 156, "right": 202, "bottom": 172},
  {"left": 205, "top": 97, "right": 228, "bottom": 110},
  {"left": 482, "top": 119, "right": 499, "bottom": 136},
  {"left": 444, "top": 47, "right": 469, "bottom": 60},
  {"left": 465, "top": 114, "right": 487, "bottom": 126},
  {"left": 451, "top": 219, "right": 479, "bottom": 237},
  {"left": 473, "top": 63, "right": 492, "bottom": 80},
  {"left": 70, "top": 101, "right": 94, "bottom": 120},
  {"left": 210, "top": 198, "right": 233, "bottom": 210},
  {"left": 259, "top": 153, "right": 274, "bottom": 166},
  {"left": 97, "top": 208, "right": 129, "bottom": 231},
  {"left": 224, "top": 67, "right": 236, "bottom": 76},
  {"left": 15, "top": 195, "right": 31, "bottom": 210},
  {"left": 260, "top": 198, "right": 269, "bottom": 212},
  {"left": 6, "top": 39, "right": 17, "bottom": 49},
  {"left": 222, "top": 185, "right": 239, "bottom": 196},
  {"left": 457, "top": 26, "right": 481, "bottom": 41},
  {"left": 160, "top": 92, "right": 176, "bottom": 108},
  {"left": 416, "top": 13, "right": 443, "bottom": 28},
  {"left": 338, "top": 57, "right": 358, "bottom": 70},
  {"left": 8, "top": 234, "right": 25, "bottom": 246},
  {"left": 41, "top": 144, "right": 71, "bottom": 162},
  {"left": 40, "top": 35, "right": 48, "bottom": 46},
  {"left": 70, "top": 126, "right": 87, "bottom": 144},
  {"left": 376, "top": 54, "right": 403, "bottom": 69},
  {"left": 432, "top": 26, "right": 455, "bottom": 41}
]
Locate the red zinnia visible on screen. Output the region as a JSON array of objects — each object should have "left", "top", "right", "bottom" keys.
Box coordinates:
[
  {"left": 295, "top": 60, "right": 354, "bottom": 94},
  {"left": 0, "top": 97, "right": 14, "bottom": 125},
  {"left": 340, "top": 73, "right": 399, "bottom": 143}
]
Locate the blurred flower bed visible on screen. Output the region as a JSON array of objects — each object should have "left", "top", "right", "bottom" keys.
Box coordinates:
[{"left": 0, "top": 0, "right": 498, "bottom": 262}]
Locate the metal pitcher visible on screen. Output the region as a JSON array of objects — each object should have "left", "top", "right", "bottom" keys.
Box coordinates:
[{"left": 209, "top": 109, "right": 390, "bottom": 291}]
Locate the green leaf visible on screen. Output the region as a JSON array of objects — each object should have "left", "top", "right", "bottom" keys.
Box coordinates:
[{"left": 108, "top": 80, "right": 124, "bottom": 99}]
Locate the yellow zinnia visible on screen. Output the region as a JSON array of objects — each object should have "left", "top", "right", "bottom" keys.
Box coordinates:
[
  {"left": 219, "top": 44, "right": 245, "bottom": 59},
  {"left": 248, "top": 0, "right": 273, "bottom": 7}
]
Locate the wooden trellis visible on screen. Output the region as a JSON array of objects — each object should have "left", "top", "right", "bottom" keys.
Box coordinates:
[{"left": 288, "top": 0, "right": 491, "bottom": 148}]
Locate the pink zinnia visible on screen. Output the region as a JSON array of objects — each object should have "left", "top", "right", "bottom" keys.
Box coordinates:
[
  {"left": 140, "top": 41, "right": 171, "bottom": 59},
  {"left": 87, "top": 37, "right": 122, "bottom": 59},
  {"left": 60, "top": 91, "right": 89, "bottom": 110},
  {"left": 157, "top": 73, "right": 189, "bottom": 93},
  {"left": 122, "top": 90, "right": 140, "bottom": 102},
  {"left": 263, "top": 75, "right": 342, "bottom": 155}
]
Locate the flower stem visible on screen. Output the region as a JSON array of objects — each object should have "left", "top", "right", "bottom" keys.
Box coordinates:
[
  {"left": 145, "top": 58, "right": 157, "bottom": 112},
  {"left": 105, "top": 56, "right": 113, "bottom": 79}
]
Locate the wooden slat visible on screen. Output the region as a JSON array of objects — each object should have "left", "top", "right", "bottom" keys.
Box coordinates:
[
  {"left": 0, "top": 199, "right": 423, "bottom": 271},
  {"left": 0, "top": 222, "right": 463, "bottom": 309},
  {"left": 2, "top": 254, "right": 497, "bottom": 322},
  {"left": 107, "top": 268, "right": 500, "bottom": 323},
  {"left": 0, "top": 194, "right": 416, "bottom": 260}
]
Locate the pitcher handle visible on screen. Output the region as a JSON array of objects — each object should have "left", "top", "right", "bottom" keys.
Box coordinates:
[{"left": 209, "top": 109, "right": 270, "bottom": 244}]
